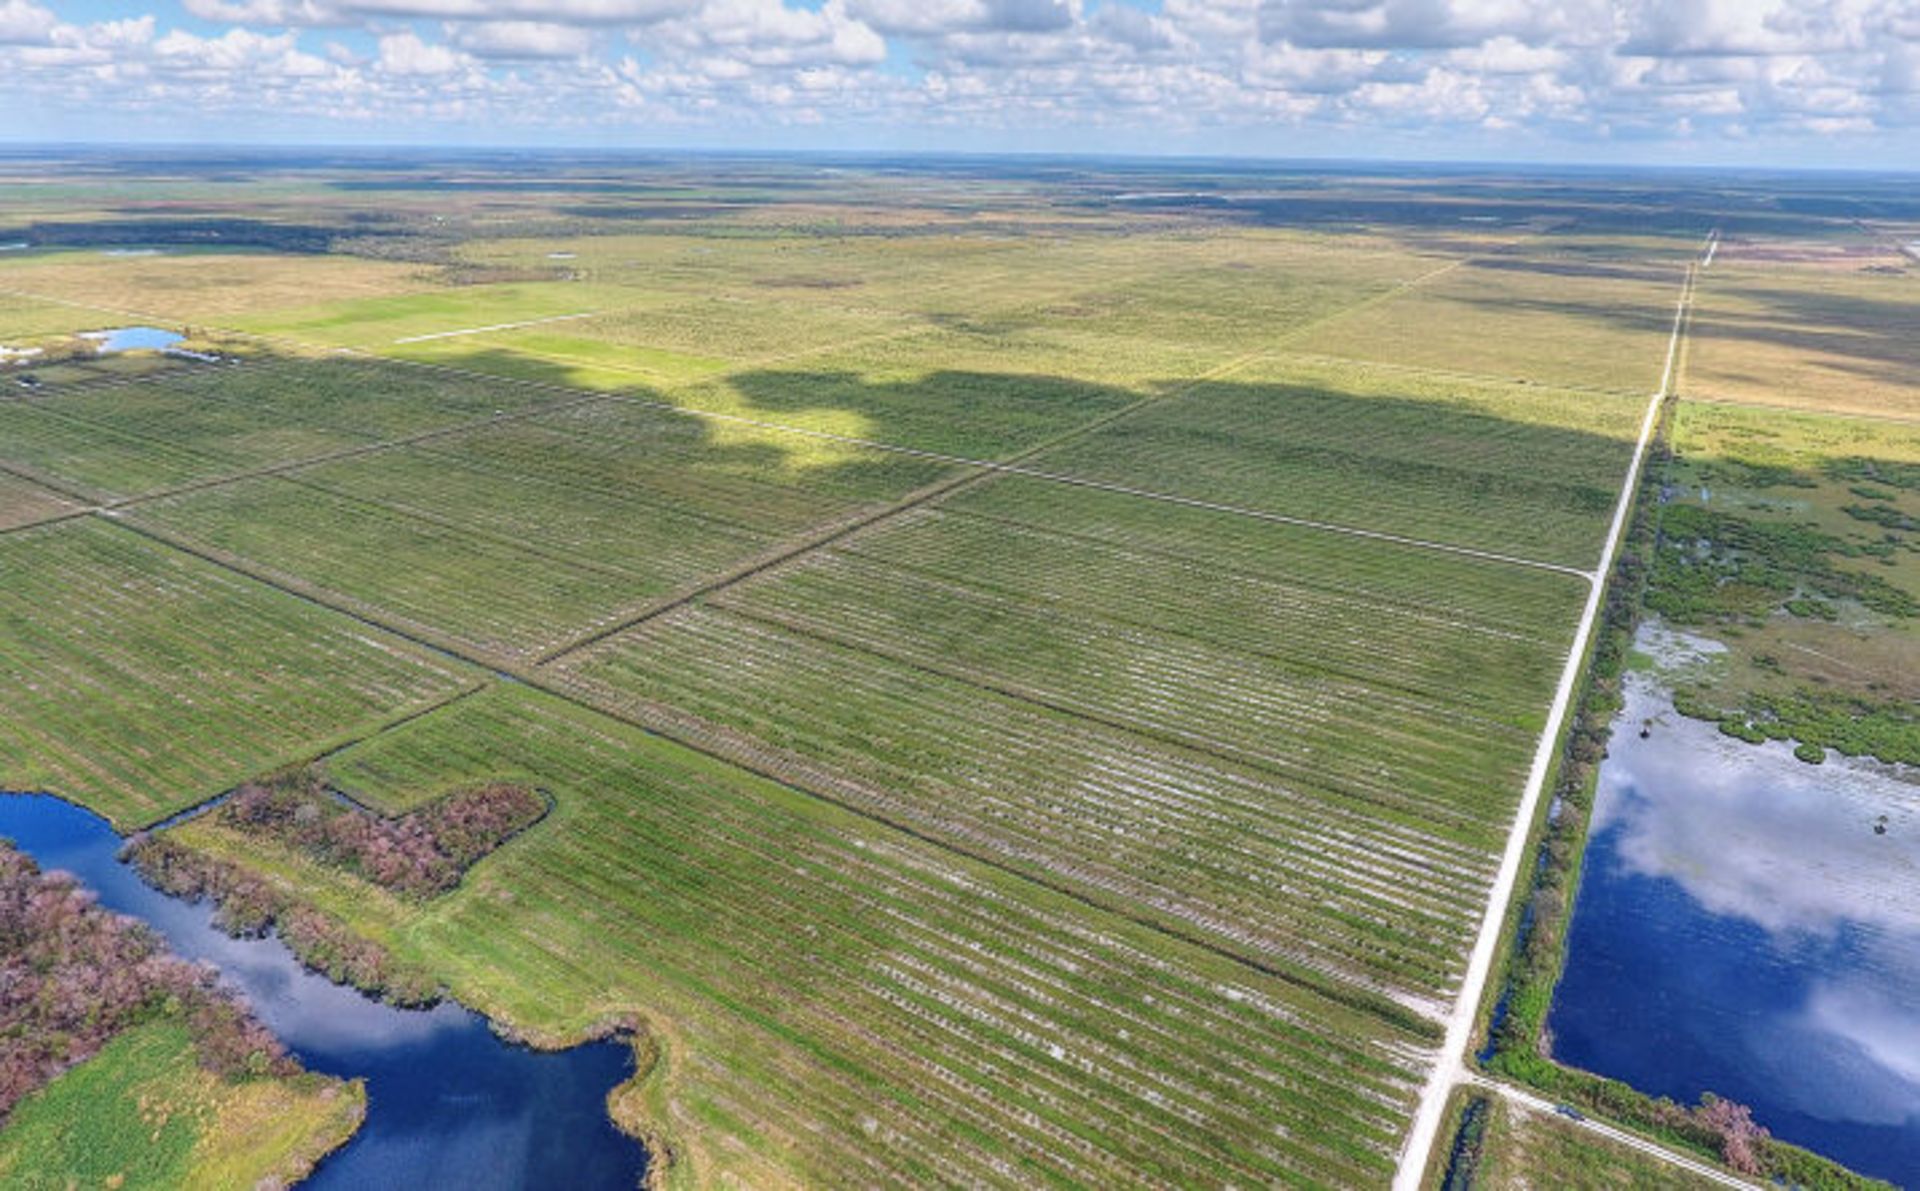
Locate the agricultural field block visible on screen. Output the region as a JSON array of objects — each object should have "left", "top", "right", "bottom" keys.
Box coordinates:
[
  {"left": 130, "top": 404, "right": 957, "bottom": 661},
  {"left": 0, "top": 355, "right": 569, "bottom": 502},
  {"left": 548, "top": 475, "right": 1589, "bottom": 1011},
  {"left": 0, "top": 250, "right": 436, "bottom": 321},
  {"left": 1684, "top": 254, "right": 1920, "bottom": 420},
  {"left": 1298, "top": 239, "right": 1692, "bottom": 393},
  {"left": 666, "top": 334, "right": 1158, "bottom": 457},
  {"left": 233, "top": 281, "right": 656, "bottom": 350},
  {"left": 0, "top": 291, "right": 108, "bottom": 338},
  {"left": 0, "top": 471, "right": 79, "bottom": 529},
  {"left": 391, "top": 326, "right": 728, "bottom": 389},
  {"left": 268, "top": 683, "right": 1440, "bottom": 1189},
  {"left": 1025, "top": 356, "right": 1647, "bottom": 568},
  {"left": 0, "top": 517, "right": 477, "bottom": 825}
]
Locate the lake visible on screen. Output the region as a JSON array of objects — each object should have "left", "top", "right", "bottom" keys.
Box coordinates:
[
  {"left": 0, "top": 793, "right": 649, "bottom": 1190},
  {"left": 1550, "top": 668, "right": 1920, "bottom": 1186}
]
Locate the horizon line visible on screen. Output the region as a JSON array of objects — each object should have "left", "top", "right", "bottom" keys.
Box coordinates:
[{"left": 2, "top": 140, "right": 1919, "bottom": 179}]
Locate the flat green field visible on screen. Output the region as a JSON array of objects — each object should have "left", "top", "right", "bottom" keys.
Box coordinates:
[
  {"left": 0, "top": 518, "right": 477, "bottom": 824},
  {"left": 1433, "top": 1095, "right": 1717, "bottom": 1190},
  {"left": 0, "top": 291, "right": 108, "bottom": 337},
  {"left": 1299, "top": 243, "right": 1692, "bottom": 393},
  {"left": 0, "top": 249, "right": 435, "bottom": 322},
  {"left": 1685, "top": 251, "right": 1920, "bottom": 420}
]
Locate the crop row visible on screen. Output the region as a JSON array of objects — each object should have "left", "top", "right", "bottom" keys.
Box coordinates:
[
  {"left": 811, "top": 503, "right": 1576, "bottom": 732},
  {"left": 714, "top": 549, "right": 1535, "bottom": 841},
  {"left": 0, "top": 518, "right": 475, "bottom": 824},
  {"left": 321, "top": 684, "right": 1434, "bottom": 1188}
]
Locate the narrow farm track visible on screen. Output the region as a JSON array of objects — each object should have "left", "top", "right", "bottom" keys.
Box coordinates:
[
  {"left": 1391, "top": 235, "right": 1711, "bottom": 1191},
  {"left": 1462, "top": 1074, "right": 1759, "bottom": 1189},
  {"left": 390, "top": 310, "right": 598, "bottom": 343}
]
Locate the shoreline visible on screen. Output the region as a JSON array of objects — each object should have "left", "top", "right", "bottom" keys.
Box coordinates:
[{"left": 0, "top": 787, "right": 661, "bottom": 1189}]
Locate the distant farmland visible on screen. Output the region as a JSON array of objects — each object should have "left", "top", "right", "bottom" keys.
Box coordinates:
[{"left": 0, "top": 158, "right": 1729, "bottom": 1187}]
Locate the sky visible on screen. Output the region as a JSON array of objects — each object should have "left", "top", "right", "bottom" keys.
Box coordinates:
[{"left": 3, "top": 0, "right": 1920, "bottom": 165}]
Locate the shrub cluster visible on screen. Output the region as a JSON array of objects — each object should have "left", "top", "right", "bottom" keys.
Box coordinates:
[
  {"left": 124, "top": 835, "right": 439, "bottom": 1007},
  {"left": 0, "top": 843, "right": 293, "bottom": 1120},
  {"left": 1648, "top": 503, "right": 1917, "bottom": 623},
  {"left": 218, "top": 774, "right": 545, "bottom": 899}
]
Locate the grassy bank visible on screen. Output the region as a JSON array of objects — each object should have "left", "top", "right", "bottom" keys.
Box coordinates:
[
  {"left": 1439, "top": 1090, "right": 1722, "bottom": 1190},
  {"left": 0, "top": 1022, "right": 364, "bottom": 1190}
]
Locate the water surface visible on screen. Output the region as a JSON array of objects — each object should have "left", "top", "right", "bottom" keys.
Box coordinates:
[
  {"left": 0, "top": 793, "right": 648, "bottom": 1190},
  {"left": 82, "top": 325, "right": 184, "bottom": 352},
  {"left": 1551, "top": 671, "right": 1920, "bottom": 1185}
]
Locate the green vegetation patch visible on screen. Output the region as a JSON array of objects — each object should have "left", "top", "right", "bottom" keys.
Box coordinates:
[
  {"left": 0, "top": 291, "right": 111, "bottom": 338},
  {"left": 1031, "top": 357, "right": 1645, "bottom": 568},
  {"left": 1452, "top": 1095, "right": 1722, "bottom": 1190},
  {"left": 231, "top": 281, "right": 645, "bottom": 349},
  {"left": 0, "top": 1023, "right": 364, "bottom": 1191},
  {"left": 1298, "top": 242, "right": 1692, "bottom": 393},
  {"left": 0, "top": 518, "right": 477, "bottom": 826},
  {"left": 1646, "top": 399, "right": 1920, "bottom": 762}
]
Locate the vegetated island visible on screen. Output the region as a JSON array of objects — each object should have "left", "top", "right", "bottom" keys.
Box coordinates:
[{"left": 0, "top": 836, "right": 365, "bottom": 1187}]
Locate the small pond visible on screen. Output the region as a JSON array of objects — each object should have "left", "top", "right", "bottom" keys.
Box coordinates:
[
  {"left": 0, "top": 793, "right": 649, "bottom": 1190},
  {"left": 1550, "top": 666, "right": 1920, "bottom": 1186},
  {"left": 82, "top": 325, "right": 184, "bottom": 352}
]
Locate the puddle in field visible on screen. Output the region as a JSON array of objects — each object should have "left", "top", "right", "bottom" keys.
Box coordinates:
[
  {"left": 82, "top": 325, "right": 184, "bottom": 353},
  {"left": 1549, "top": 651, "right": 1920, "bottom": 1187},
  {"left": 0, "top": 793, "right": 649, "bottom": 1190}
]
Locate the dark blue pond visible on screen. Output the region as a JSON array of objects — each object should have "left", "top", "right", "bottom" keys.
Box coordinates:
[
  {"left": 0, "top": 793, "right": 648, "bottom": 1190},
  {"left": 1550, "top": 674, "right": 1920, "bottom": 1187}
]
